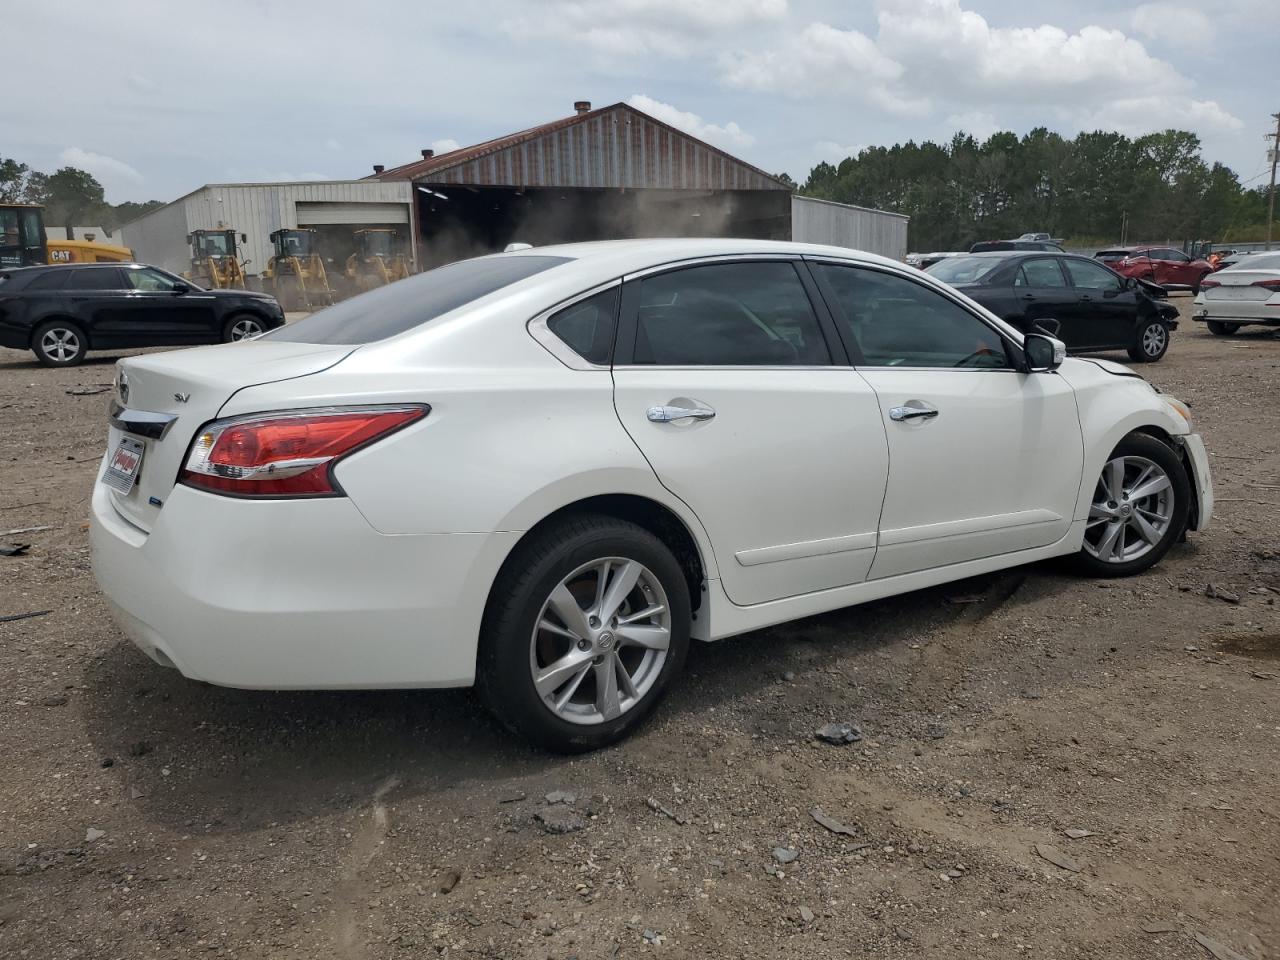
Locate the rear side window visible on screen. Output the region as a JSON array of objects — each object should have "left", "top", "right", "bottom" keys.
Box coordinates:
[
  {"left": 25, "top": 271, "right": 70, "bottom": 291},
  {"left": 1016, "top": 259, "right": 1067, "bottom": 287},
  {"left": 547, "top": 288, "right": 618, "bottom": 365},
  {"left": 631, "top": 261, "right": 830, "bottom": 366},
  {"left": 66, "top": 268, "right": 124, "bottom": 290},
  {"left": 267, "top": 255, "right": 572, "bottom": 345}
]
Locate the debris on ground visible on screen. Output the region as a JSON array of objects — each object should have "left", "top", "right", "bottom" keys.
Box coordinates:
[
  {"left": 497, "top": 791, "right": 526, "bottom": 804},
  {"left": 810, "top": 808, "right": 859, "bottom": 837},
  {"left": 84, "top": 828, "right": 105, "bottom": 843},
  {"left": 1205, "top": 584, "right": 1241, "bottom": 604},
  {"left": 1063, "top": 828, "right": 1096, "bottom": 839},
  {"left": 0, "top": 609, "right": 51, "bottom": 623},
  {"left": 543, "top": 790, "right": 576, "bottom": 804},
  {"left": 0, "top": 542, "right": 30, "bottom": 557},
  {"left": 0, "top": 525, "right": 53, "bottom": 536},
  {"left": 925, "top": 723, "right": 948, "bottom": 740},
  {"left": 772, "top": 846, "right": 798, "bottom": 864},
  {"left": 534, "top": 809, "right": 586, "bottom": 835},
  {"left": 1034, "top": 844, "right": 1082, "bottom": 872},
  {"left": 438, "top": 869, "right": 461, "bottom": 894},
  {"left": 642, "top": 929, "right": 665, "bottom": 946},
  {"left": 65, "top": 386, "right": 112, "bottom": 396},
  {"left": 815, "top": 721, "right": 863, "bottom": 745},
  {"left": 799, "top": 906, "right": 815, "bottom": 924},
  {"left": 1194, "top": 931, "right": 1250, "bottom": 960},
  {"left": 645, "top": 797, "right": 688, "bottom": 825}
]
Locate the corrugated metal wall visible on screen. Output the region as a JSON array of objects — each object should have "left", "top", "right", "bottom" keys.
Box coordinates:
[
  {"left": 790, "top": 195, "right": 909, "bottom": 261},
  {"left": 423, "top": 107, "right": 787, "bottom": 192},
  {"left": 120, "top": 181, "right": 413, "bottom": 277}
]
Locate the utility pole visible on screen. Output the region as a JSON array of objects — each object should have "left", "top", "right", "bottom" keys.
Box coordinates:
[{"left": 1267, "top": 112, "right": 1280, "bottom": 251}]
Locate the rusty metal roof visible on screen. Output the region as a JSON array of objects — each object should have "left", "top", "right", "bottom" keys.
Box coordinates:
[{"left": 367, "top": 102, "right": 790, "bottom": 191}]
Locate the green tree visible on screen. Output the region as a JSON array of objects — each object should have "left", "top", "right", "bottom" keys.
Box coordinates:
[
  {"left": 0, "top": 157, "right": 46, "bottom": 204},
  {"left": 43, "top": 167, "right": 108, "bottom": 231}
]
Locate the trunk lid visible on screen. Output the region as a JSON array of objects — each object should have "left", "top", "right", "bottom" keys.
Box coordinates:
[
  {"left": 103, "top": 340, "right": 356, "bottom": 532},
  {"left": 1206, "top": 270, "right": 1278, "bottom": 301}
]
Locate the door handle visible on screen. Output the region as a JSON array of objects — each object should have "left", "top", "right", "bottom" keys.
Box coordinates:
[
  {"left": 1021, "top": 293, "right": 1036, "bottom": 300},
  {"left": 647, "top": 401, "right": 716, "bottom": 423},
  {"left": 888, "top": 401, "right": 939, "bottom": 422}
]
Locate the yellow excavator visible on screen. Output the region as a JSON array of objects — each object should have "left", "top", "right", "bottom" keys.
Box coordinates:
[
  {"left": 262, "top": 228, "right": 333, "bottom": 310},
  {"left": 186, "top": 228, "right": 247, "bottom": 289},
  {"left": 345, "top": 228, "right": 410, "bottom": 292}
]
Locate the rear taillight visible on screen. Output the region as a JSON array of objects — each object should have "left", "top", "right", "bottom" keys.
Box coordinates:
[
  {"left": 1252, "top": 279, "right": 1280, "bottom": 290},
  {"left": 179, "top": 405, "right": 427, "bottom": 497},
  {"left": 1199, "top": 279, "right": 1220, "bottom": 289}
]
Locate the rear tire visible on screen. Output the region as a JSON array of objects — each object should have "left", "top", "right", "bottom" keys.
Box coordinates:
[
  {"left": 1074, "top": 433, "right": 1190, "bottom": 578},
  {"left": 1206, "top": 320, "right": 1239, "bottom": 336},
  {"left": 223, "top": 314, "right": 265, "bottom": 342},
  {"left": 32, "top": 320, "right": 87, "bottom": 367},
  {"left": 1127, "top": 319, "right": 1169, "bottom": 363},
  {"left": 476, "top": 515, "right": 691, "bottom": 753}
]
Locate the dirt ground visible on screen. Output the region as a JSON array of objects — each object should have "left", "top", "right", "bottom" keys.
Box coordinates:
[{"left": 1, "top": 298, "right": 1277, "bottom": 960}]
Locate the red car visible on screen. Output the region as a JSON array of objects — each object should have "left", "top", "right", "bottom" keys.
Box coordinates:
[{"left": 1094, "top": 246, "right": 1214, "bottom": 292}]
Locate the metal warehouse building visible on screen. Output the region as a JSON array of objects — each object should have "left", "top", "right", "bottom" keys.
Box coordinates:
[{"left": 121, "top": 100, "right": 907, "bottom": 279}]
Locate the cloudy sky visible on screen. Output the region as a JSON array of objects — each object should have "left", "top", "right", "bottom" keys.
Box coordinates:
[{"left": 8, "top": 0, "right": 1274, "bottom": 203}]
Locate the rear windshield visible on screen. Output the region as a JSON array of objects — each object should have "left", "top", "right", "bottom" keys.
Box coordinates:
[
  {"left": 969, "top": 241, "right": 1012, "bottom": 253},
  {"left": 925, "top": 256, "right": 1002, "bottom": 284},
  {"left": 1094, "top": 250, "right": 1129, "bottom": 260},
  {"left": 266, "top": 254, "right": 571, "bottom": 345},
  {"left": 1221, "top": 252, "right": 1280, "bottom": 272}
]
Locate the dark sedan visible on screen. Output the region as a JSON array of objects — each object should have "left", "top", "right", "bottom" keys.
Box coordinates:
[
  {"left": 0, "top": 262, "right": 285, "bottom": 366},
  {"left": 927, "top": 252, "right": 1180, "bottom": 362}
]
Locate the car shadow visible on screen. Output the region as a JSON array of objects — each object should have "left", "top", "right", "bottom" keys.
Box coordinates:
[{"left": 80, "top": 563, "right": 1069, "bottom": 835}]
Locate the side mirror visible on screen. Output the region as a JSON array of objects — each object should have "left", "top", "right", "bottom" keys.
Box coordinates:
[
  {"left": 1023, "top": 333, "right": 1065, "bottom": 372},
  {"left": 171, "top": 282, "right": 190, "bottom": 295},
  {"left": 240, "top": 233, "right": 248, "bottom": 244}
]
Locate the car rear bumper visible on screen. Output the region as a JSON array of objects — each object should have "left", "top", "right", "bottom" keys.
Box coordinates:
[
  {"left": 1192, "top": 296, "right": 1279, "bottom": 324},
  {"left": 90, "top": 481, "right": 518, "bottom": 689}
]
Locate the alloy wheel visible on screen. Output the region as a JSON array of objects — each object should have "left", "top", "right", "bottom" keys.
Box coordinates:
[
  {"left": 1083, "top": 455, "right": 1174, "bottom": 564},
  {"left": 41, "top": 328, "right": 80, "bottom": 362},
  {"left": 529, "top": 557, "right": 671, "bottom": 726},
  {"left": 230, "top": 318, "right": 264, "bottom": 340},
  {"left": 1141, "top": 323, "right": 1167, "bottom": 358}
]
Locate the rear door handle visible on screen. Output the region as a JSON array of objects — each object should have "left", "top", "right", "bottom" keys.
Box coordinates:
[
  {"left": 888, "top": 401, "right": 939, "bottom": 422},
  {"left": 647, "top": 400, "right": 716, "bottom": 423}
]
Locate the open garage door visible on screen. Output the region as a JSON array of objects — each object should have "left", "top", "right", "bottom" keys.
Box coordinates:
[{"left": 295, "top": 201, "right": 408, "bottom": 225}]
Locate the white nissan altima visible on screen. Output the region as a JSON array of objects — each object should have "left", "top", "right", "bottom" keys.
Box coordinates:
[{"left": 91, "top": 239, "right": 1214, "bottom": 751}]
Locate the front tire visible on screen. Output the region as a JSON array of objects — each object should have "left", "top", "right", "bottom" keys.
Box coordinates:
[
  {"left": 1206, "top": 320, "right": 1239, "bottom": 336},
  {"left": 223, "top": 314, "right": 265, "bottom": 342},
  {"left": 477, "top": 515, "right": 691, "bottom": 753},
  {"left": 1127, "top": 319, "right": 1169, "bottom": 363},
  {"left": 32, "top": 320, "right": 88, "bottom": 367},
  {"left": 1075, "top": 433, "right": 1190, "bottom": 578}
]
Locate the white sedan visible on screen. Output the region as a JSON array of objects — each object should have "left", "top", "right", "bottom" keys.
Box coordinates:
[
  {"left": 1193, "top": 251, "right": 1280, "bottom": 334},
  {"left": 90, "top": 239, "right": 1214, "bottom": 752}
]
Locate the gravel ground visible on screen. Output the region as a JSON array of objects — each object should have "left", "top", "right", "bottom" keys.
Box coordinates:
[{"left": 1, "top": 299, "right": 1277, "bottom": 960}]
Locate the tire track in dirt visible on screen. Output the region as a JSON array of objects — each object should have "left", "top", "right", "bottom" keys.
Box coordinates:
[{"left": 332, "top": 774, "right": 400, "bottom": 958}]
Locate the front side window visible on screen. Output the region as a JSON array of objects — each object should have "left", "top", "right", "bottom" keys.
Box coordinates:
[
  {"left": 546, "top": 287, "right": 618, "bottom": 365},
  {"left": 1016, "top": 259, "right": 1068, "bottom": 287},
  {"left": 125, "top": 267, "right": 182, "bottom": 292},
  {"left": 816, "top": 264, "right": 1009, "bottom": 369},
  {"left": 1063, "top": 258, "right": 1123, "bottom": 292},
  {"left": 66, "top": 268, "right": 125, "bottom": 290},
  {"left": 631, "top": 261, "right": 830, "bottom": 366}
]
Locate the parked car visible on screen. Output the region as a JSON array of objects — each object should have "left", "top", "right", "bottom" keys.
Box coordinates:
[
  {"left": 969, "top": 240, "right": 1065, "bottom": 253},
  {"left": 91, "top": 239, "right": 1213, "bottom": 752},
  {"left": 1191, "top": 251, "right": 1280, "bottom": 335},
  {"left": 0, "top": 262, "right": 285, "bottom": 367},
  {"left": 1093, "top": 246, "right": 1214, "bottom": 292},
  {"left": 927, "top": 251, "right": 1180, "bottom": 362},
  {"left": 910, "top": 251, "right": 966, "bottom": 269},
  {"left": 1018, "top": 232, "right": 1056, "bottom": 242}
]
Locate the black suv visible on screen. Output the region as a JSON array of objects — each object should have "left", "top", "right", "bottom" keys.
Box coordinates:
[{"left": 0, "top": 262, "right": 285, "bottom": 366}]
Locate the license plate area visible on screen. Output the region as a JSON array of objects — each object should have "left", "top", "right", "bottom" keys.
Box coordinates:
[{"left": 104, "top": 436, "right": 145, "bottom": 494}]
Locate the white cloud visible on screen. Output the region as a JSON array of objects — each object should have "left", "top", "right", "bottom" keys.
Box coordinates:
[
  {"left": 945, "top": 111, "right": 1000, "bottom": 140},
  {"left": 1130, "top": 3, "right": 1215, "bottom": 48},
  {"left": 56, "top": 146, "right": 141, "bottom": 184},
  {"left": 503, "top": 0, "right": 786, "bottom": 58},
  {"left": 1073, "top": 97, "right": 1244, "bottom": 136},
  {"left": 430, "top": 138, "right": 461, "bottom": 155},
  {"left": 719, "top": 22, "right": 925, "bottom": 115},
  {"left": 626, "top": 95, "right": 754, "bottom": 149},
  {"left": 814, "top": 140, "right": 866, "bottom": 163}
]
